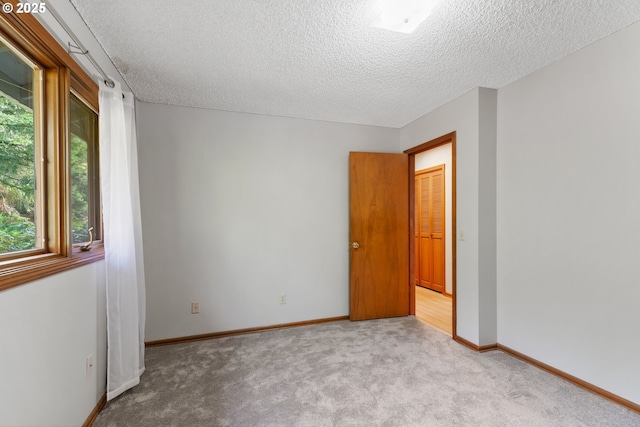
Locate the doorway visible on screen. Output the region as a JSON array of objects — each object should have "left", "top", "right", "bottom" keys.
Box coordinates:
[{"left": 405, "top": 132, "right": 456, "bottom": 337}]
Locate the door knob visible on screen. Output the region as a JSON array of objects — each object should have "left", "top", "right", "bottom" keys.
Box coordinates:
[{"left": 352, "top": 242, "right": 360, "bottom": 249}]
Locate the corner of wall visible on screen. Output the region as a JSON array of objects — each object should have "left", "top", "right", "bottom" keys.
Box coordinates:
[{"left": 477, "top": 87, "right": 498, "bottom": 345}]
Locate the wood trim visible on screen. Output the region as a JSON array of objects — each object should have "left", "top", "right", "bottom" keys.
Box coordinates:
[
  {"left": 146, "top": 316, "right": 350, "bottom": 348},
  {"left": 405, "top": 131, "right": 457, "bottom": 336},
  {"left": 44, "top": 66, "right": 66, "bottom": 255},
  {"left": 408, "top": 155, "right": 416, "bottom": 315},
  {"left": 71, "top": 73, "right": 99, "bottom": 112},
  {"left": 82, "top": 393, "right": 107, "bottom": 427},
  {"left": 451, "top": 134, "right": 457, "bottom": 337},
  {"left": 498, "top": 344, "right": 640, "bottom": 415},
  {"left": 404, "top": 131, "right": 457, "bottom": 155},
  {"left": 0, "top": 246, "right": 104, "bottom": 291},
  {"left": 454, "top": 335, "right": 498, "bottom": 352}
]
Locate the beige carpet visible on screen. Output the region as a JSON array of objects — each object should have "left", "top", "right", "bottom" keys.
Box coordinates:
[{"left": 93, "top": 317, "right": 639, "bottom": 426}]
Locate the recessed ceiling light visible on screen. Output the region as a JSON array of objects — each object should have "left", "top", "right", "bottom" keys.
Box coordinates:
[{"left": 371, "top": 0, "right": 440, "bottom": 34}]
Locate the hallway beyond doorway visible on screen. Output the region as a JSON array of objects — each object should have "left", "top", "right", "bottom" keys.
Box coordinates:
[{"left": 415, "top": 285, "right": 452, "bottom": 336}]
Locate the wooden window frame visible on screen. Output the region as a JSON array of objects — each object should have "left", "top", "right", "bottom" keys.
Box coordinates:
[{"left": 0, "top": 2, "right": 104, "bottom": 291}]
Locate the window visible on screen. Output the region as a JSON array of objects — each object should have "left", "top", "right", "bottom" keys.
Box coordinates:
[
  {"left": 70, "top": 94, "right": 100, "bottom": 245},
  {"left": 0, "top": 39, "right": 41, "bottom": 255},
  {"left": 0, "top": 9, "right": 102, "bottom": 291}
]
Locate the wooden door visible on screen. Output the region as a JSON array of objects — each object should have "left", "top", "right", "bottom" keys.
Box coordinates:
[
  {"left": 349, "top": 152, "right": 409, "bottom": 321},
  {"left": 416, "top": 166, "right": 445, "bottom": 293}
]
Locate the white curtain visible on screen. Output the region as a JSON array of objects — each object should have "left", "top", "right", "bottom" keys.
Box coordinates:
[{"left": 99, "top": 80, "right": 146, "bottom": 401}]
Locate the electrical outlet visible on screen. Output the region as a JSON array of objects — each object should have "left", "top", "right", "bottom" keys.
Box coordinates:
[
  {"left": 86, "top": 354, "right": 94, "bottom": 378},
  {"left": 191, "top": 301, "right": 200, "bottom": 314},
  {"left": 280, "top": 294, "right": 286, "bottom": 304}
]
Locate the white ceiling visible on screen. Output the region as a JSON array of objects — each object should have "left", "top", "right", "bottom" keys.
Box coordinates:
[{"left": 69, "top": 0, "right": 640, "bottom": 128}]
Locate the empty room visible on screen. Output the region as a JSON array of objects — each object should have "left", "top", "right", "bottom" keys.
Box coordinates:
[{"left": 1, "top": 0, "right": 639, "bottom": 426}]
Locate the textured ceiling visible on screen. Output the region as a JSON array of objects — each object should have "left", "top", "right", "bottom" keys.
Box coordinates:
[{"left": 69, "top": 0, "right": 640, "bottom": 128}]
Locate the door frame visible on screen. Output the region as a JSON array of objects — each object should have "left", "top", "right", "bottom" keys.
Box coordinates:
[{"left": 404, "top": 131, "right": 457, "bottom": 338}]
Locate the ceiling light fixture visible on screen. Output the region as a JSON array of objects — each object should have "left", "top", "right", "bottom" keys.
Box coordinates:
[{"left": 371, "top": 0, "right": 440, "bottom": 34}]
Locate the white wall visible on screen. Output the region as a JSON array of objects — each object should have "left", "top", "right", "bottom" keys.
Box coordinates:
[
  {"left": 0, "top": 262, "right": 107, "bottom": 426},
  {"left": 415, "top": 144, "right": 453, "bottom": 295},
  {"left": 400, "top": 88, "right": 498, "bottom": 346},
  {"left": 497, "top": 22, "right": 640, "bottom": 404},
  {"left": 477, "top": 88, "right": 498, "bottom": 345},
  {"left": 137, "top": 103, "right": 400, "bottom": 341}
]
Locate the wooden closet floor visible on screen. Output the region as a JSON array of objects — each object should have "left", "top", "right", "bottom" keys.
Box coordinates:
[{"left": 415, "top": 285, "right": 452, "bottom": 336}]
